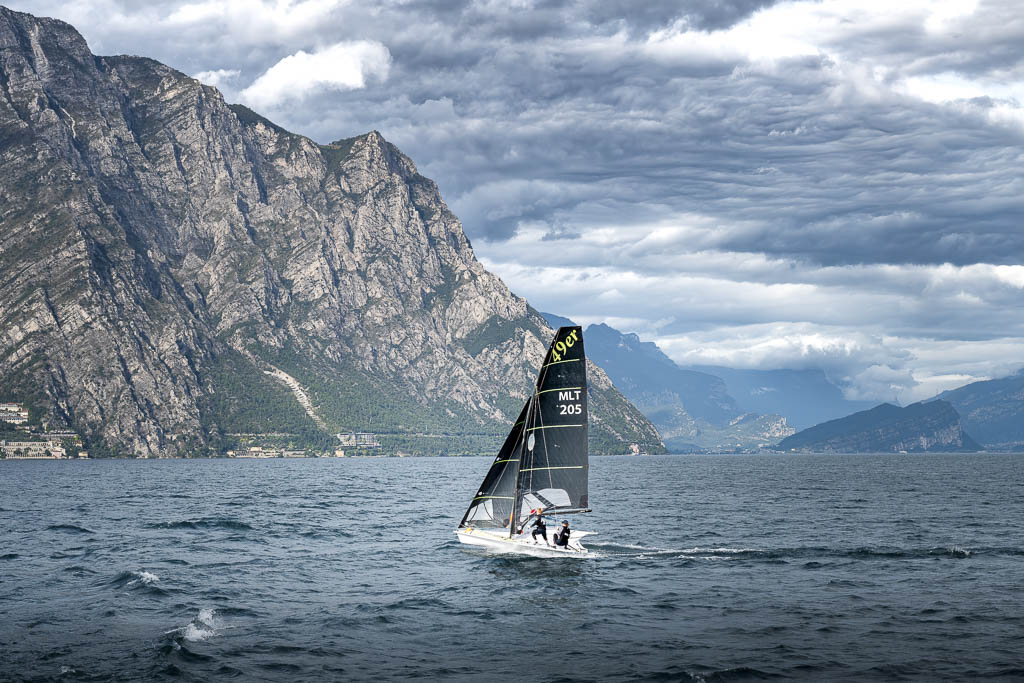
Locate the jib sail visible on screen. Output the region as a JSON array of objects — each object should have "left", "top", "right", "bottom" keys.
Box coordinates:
[
  {"left": 458, "top": 400, "right": 529, "bottom": 529},
  {"left": 458, "top": 326, "right": 589, "bottom": 532}
]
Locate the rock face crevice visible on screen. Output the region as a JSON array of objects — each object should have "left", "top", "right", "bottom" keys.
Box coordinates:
[{"left": 0, "top": 7, "right": 664, "bottom": 456}]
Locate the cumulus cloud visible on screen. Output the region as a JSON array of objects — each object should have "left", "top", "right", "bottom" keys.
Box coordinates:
[
  {"left": 240, "top": 41, "right": 390, "bottom": 108},
  {"left": 193, "top": 68, "right": 240, "bottom": 88}
]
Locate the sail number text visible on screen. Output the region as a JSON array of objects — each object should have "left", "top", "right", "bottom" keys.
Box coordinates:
[
  {"left": 549, "top": 329, "right": 580, "bottom": 363},
  {"left": 557, "top": 389, "right": 582, "bottom": 415}
]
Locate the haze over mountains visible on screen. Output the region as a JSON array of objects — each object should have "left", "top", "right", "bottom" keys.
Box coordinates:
[
  {"left": 546, "top": 314, "right": 1023, "bottom": 453},
  {"left": 0, "top": 6, "right": 663, "bottom": 457},
  {"left": 683, "top": 366, "right": 876, "bottom": 431},
  {"left": 544, "top": 315, "right": 789, "bottom": 451}
]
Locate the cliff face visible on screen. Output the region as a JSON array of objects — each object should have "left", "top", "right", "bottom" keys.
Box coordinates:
[
  {"left": 0, "top": 7, "right": 664, "bottom": 456},
  {"left": 776, "top": 401, "right": 980, "bottom": 453},
  {"left": 933, "top": 371, "right": 1024, "bottom": 449}
]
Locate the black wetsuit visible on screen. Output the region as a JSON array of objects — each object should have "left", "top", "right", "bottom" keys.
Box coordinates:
[
  {"left": 531, "top": 518, "right": 547, "bottom": 541},
  {"left": 553, "top": 525, "right": 571, "bottom": 547}
]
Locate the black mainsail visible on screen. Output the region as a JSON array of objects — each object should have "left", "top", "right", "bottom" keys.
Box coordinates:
[{"left": 459, "top": 326, "right": 589, "bottom": 536}]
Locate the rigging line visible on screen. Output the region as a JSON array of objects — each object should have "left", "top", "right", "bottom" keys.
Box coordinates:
[
  {"left": 541, "top": 402, "right": 551, "bottom": 488},
  {"left": 532, "top": 382, "right": 554, "bottom": 490},
  {"left": 513, "top": 388, "right": 537, "bottom": 534},
  {"left": 524, "top": 387, "right": 539, "bottom": 510},
  {"left": 472, "top": 495, "right": 514, "bottom": 501}
]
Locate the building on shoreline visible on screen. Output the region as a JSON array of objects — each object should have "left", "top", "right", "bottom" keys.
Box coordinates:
[
  {"left": 0, "top": 402, "right": 29, "bottom": 425},
  {"left": 1, "top": 439, "right": 66, "bottom": 459},
  {"left": 336, "top": 432, "right": 381, "bottom": 448}
]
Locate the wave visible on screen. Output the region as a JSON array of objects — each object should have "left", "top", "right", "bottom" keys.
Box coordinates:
[
  {"left": 638, "top": 665, "right": 779, "bottom": 681},
  {"left": 106, "top": 569, "right": 168, "bottom": 595},
  {"left": 46, "top": 523, "right": 94, "bottom": 534},
  {"left": 0, "top": 553, "right": 18, "bottom": 560},
  {"left": 128, "top": 570, "right": 161, "bottom": 587},
  {"left": 62, "top": 564, "right": 98, "bottom": 576},
  {"left": 148, "top": 518, "right": 254, "bottom": 531},
  {"left": 384, "top": 597, "right": 452, "bottom": 611},
  {"left": 166, "top": 608, "right": 219, "bottom": 643}
]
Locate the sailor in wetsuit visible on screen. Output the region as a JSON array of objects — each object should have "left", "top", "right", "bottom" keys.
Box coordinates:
[
  {"left": 530, "top": 514, "right": 548, "bottom": 544},
  {"left": 553, "top": 520, "right": 571, "bottom": 548}
]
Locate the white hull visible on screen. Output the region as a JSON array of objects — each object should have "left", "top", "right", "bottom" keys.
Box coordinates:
[{"left": 455, "top": 527, "right": 592, "bottom": 557}]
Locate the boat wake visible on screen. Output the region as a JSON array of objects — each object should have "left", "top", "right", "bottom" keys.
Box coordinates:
[
  {"left": 586, "top": 543, "right": 987, "bottom": 562},
  {"left": 147, "top": 518, "right": 254, "bottom": 531}
]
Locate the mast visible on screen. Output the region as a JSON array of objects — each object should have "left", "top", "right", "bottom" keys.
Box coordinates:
[{"left": 509, "top": 390, "right": 536, "bottom": 538}]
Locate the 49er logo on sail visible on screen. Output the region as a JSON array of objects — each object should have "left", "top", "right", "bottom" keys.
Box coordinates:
[{"left": 548, "top": 328, "right": 579, "bottom": 363}]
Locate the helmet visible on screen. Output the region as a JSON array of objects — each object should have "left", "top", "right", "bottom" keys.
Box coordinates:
[{"left": 562, "top": 520, "right": 569, "bottom": 525}]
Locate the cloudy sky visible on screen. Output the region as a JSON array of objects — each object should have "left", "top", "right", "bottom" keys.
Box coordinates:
[{"left": 11, "top": 0, "right": 1024, "bottom": 402}]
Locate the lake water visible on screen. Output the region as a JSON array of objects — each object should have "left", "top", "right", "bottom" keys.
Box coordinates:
[{"left": 2, "top": 454, "right": 1023, "bottom": 681}]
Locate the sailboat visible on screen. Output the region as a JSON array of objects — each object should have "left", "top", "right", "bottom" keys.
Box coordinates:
[{"left": 454, "top": 325, "right": 594, "bottom": 556}]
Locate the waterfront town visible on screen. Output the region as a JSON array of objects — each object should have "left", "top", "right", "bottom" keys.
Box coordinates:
[
  {"left": 226, "top": 433, "right": 381, "bottom": 458},
  {"left": 2, "top": 401, "right": 388, "bottom": 459},
  {"left": 0, "top": 402, "right": 87, "bottom": 459}
]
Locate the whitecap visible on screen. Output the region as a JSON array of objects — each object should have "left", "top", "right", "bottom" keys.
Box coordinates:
[
  {"left": 127, "top": 570, "right": 159, "bottom": 587},
  {"left": 167, "top": 608, "right": 219, "bottom": 642}
]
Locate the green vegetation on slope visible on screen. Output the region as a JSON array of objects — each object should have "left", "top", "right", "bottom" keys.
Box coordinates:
[{"left": 199, "top": 350, "right": 334, "bottom": 452}]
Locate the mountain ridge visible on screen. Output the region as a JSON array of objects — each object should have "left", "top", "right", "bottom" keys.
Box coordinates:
[{"left": 776, "top": 400, "right": 980, "bottom": 453}]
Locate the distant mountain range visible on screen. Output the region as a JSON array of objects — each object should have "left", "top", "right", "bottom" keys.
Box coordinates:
[
  {"left": 544, "top": 315, "right": 793, "bottom": 451},
  {"left": 776, "top": 401, "right": 980, "bottom": 453},
  {"left": 684, "top": 366, "right": 876, "bottom": 430},
  {"left": 545, "top": 314, "right": 1022, "bottom": 453}
]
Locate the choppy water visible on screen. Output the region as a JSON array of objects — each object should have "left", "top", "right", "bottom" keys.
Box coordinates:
[{"left": 2, "top": 454, "right": 1023, "bottom": 681}]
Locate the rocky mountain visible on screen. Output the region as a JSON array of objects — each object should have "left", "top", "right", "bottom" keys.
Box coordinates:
[
  {"left": 931, "top": 370, "right": 1024, "bottom": 450},
  {"left": 685, "top": 366, "right": 876, "bottom": 430},
  {"left": 775, "top": 401, "right": 980, "bottom": 453},
  {"left": 544, "top": 316, "right": 793, "bottom": 451},
  {"left": 0, "top": 7, "right": 664, "bottom": 457}
]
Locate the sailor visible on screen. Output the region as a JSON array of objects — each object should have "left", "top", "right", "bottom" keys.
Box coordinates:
[
  {"left": 552, "top": 520, "right": 571, "bottom": 548},
  {"left": 530, "top": 514, "right": 548, "bottom": 544}
]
